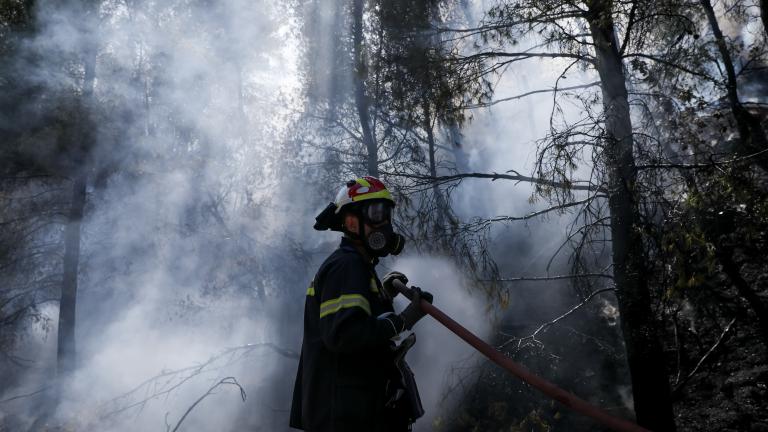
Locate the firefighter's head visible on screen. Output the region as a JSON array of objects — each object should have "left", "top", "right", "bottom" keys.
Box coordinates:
[{"left": 314, "top": 176, "right": 405, "bottom": 257}]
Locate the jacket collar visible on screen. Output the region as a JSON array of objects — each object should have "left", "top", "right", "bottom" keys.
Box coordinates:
[{"left": 340, "top": 237, "right": 378, "bottom": 266}]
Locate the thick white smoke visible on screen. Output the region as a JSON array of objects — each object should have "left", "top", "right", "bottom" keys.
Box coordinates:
[
  {"left": 0, "top": 1, "right": 616, "bottom": 431},
  {"left": 385, "top": 256, "right": 491, "bottom": 432},
  {"left": 2, "top": 0, "right": 305, "bottom": 430}
]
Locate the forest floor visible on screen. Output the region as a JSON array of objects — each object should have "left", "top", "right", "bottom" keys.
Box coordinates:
[{"left": 674, "top": 324, "right": 768, "bottom": 432}]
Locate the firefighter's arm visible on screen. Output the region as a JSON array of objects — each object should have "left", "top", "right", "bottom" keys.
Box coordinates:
[{"left": 318, "top": 258, "right": 403, "bottom": 352}]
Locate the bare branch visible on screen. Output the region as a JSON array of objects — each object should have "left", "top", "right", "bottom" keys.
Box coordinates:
[
  {"left": 99, "top": 343, "right": 296, "bottom": 419},
  {"left": 0, "top": 385, "right": 52, "bottom": 404},
  {"left": 464, "top": 81, "right": 601, "bottom": 109},
  {"left": 618, "top": 1, "right": 637, "bottom": 55},
  {"left": 499, "top": 287, "right": 616, "bottom": 350},
  {"left": 465, "top": 195, "right": 608, "bottom": 232},
  {"left": 453, "top": 51, "right": 595, "bottom": 65},
  {"left": 169, "top": 377, "right": 246, "bottom": 432},
  {"left": 623, "top": 53, "right": 717, "bottom": 81},
  {"left": 673, "top": 317, "right": 737, "bottom": 395},
  {"left": 637, "top": 148, "right": 768, "bottom": 170},
  {"left": 479, "top": 273, "right": 613, "bottom": 283},
  {"left": 383, "top": 171, "right": 606, "bottom": 193}
]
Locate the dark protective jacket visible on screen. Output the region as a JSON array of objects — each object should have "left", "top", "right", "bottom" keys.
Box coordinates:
[{"left": 289, "top": 238, "right": 408, "bottom": 432}]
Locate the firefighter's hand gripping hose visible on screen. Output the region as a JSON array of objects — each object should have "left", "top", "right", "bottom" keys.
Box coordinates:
[{"left": 392, "top": 280, "right": 652, "bottom": 432}]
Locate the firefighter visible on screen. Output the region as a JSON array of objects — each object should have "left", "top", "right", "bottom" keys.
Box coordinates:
[{"left": 289, "top": 176, "right": 433, "bottom": 432}]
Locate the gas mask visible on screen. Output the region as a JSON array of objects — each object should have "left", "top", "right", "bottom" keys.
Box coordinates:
[
  {"left": 358, "top": 201, "right": 405, "bottom": 257},
  {"left": 313, "top": 200, "right": 406, "bottom": 257}
]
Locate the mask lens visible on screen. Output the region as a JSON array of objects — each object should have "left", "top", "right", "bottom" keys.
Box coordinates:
[{"left": 365, "top": 202, "right": 392, "bottom": 224}]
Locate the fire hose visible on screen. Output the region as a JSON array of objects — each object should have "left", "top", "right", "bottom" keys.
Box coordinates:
[{"left": 392, "top": 280, "right": 652, "bottom": 432}]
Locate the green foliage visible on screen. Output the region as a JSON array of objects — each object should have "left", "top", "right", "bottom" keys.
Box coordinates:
[
  {"left": 0, "top": 0, "right": 33, "bottom": 31},
  {"left": 375, "top": 0, "right": 490, "bottom": 127},
  {"left": 663, "top": 167, "right": 768, "bottom": 296}
]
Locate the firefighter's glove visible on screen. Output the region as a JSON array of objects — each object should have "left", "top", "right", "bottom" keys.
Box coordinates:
[
  {"left": 398, "top": 286, "right": 433, "bottom": 331},
  {"left": 382, "top": 271, "right": 408, "bottom": 300}
]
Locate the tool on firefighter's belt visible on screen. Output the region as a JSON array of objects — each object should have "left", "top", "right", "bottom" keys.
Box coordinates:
[
  {"left": 386, "top": 333, "right": 424, "bottom": 423},
  {"left": 391, "top": 280, "right": 652, "bottom": 432}
]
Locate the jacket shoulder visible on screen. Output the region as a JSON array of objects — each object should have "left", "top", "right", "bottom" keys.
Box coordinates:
[{"left": 318, "top": 245, "right": 366, "bottom": 275}]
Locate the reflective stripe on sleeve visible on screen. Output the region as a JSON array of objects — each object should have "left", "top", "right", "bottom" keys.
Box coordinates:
[
  {"left": 306, "top": 280, "right": 315, "bottom": 296},
  {"left": 369, "top": 278, "right": 379, "bottom": 293},
  {"left": 319, "top": 294, "right": 371, "bottom": 318}
]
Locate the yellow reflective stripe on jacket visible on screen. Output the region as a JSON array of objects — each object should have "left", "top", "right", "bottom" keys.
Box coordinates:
[
  {"left": 319, "top": 294, "right": 371, "bottom": 318},
  {"left": 307, "top": 284, "right": 315, "bottom": 296},
  {"left": 369, "top": 278, "right": 379, "bottom": 293}
]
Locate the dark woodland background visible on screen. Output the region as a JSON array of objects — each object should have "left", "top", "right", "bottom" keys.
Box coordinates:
[{"left": 1, "top": 0, "right": 767, "bottom": 431}]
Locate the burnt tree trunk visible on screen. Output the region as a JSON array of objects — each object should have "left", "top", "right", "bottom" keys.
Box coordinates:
[
  {"left": 56, "top": 27, "right": 97, "bottom": 380},
  {"left": 700, "top": 0, "right": 768, "bottom": 170},
  {"left": 422, "top": 99, "right": 442, "bottom": 209},
  {"left": 351, "top": 0, "right": 378, "bottom": 176},
  {"left": 421, "top": 98, "right": 457, "bottom": 240},
  {"left": 57, "top": 175, "right": 86, "bottom": 377},
  {"left": 586, "top": 2, "right": 676, "bottom": 430}
]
